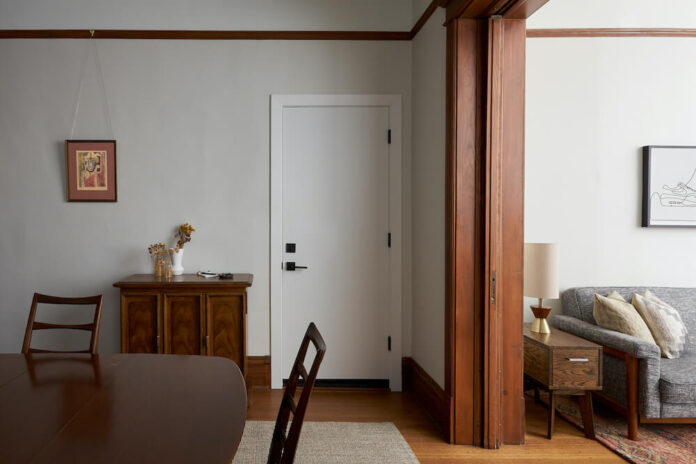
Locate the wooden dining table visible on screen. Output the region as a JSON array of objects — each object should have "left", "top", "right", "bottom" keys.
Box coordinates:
[{"left": 0, "top": 353, "right": 247, "bottom": 463}]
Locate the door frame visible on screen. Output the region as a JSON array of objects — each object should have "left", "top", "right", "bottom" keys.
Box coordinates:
[{"left": 270, "top": 94, "right": 403, "bottom": 390}]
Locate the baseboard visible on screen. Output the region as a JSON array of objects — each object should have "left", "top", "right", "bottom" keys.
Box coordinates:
[
  {"left": 247, "top": 355, "right": 271, "bottom": 391},
  {"left": 402, "top": 357, "right": 450, "bottom": 439}
]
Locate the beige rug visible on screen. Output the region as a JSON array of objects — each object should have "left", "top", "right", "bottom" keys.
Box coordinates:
[{"left": 232, "top": 421, "right": 419, "bottom": 463}]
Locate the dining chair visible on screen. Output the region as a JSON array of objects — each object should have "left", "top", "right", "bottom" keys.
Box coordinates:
[
  {"left": 21, "top": 293, "right": 104, "bottom": 354},
  {"left": 267, "top": 322, "right": 326, "bottom": 464}
]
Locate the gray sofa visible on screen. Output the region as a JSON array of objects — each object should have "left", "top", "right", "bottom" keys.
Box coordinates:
[{"left": 552, "top": 287, "right": 696, "bottom": 440}]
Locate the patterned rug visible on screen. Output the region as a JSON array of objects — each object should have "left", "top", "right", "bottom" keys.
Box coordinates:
[
  {"left": 549, "top": 394, "right": 696, "bottom": 464},
  {"left": 232, "top": 421, "right": 419, "bottom": 463}
]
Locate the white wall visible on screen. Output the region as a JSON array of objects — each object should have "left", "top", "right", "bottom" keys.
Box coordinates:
[
  {"left": 0, "top": 1, "right": 414, "bottom": 355},
  {"left": 526, "top": 36, "right": 696, "bottom": 319},
  {"left": 528, "top": 0, "right": 696, "bottom": 29},
  {"left": 0, "top": 0, "right": 413, "bottom": 31},
  {"left": 410, "top": 0, "right": 446, "bottom": 388}
]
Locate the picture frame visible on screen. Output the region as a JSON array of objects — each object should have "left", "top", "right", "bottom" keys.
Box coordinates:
[
  {"left": 642, "top": 145, "right": 696, "bottom": 227},
  {"left": 65, "top": 140, "right": 117, "bottom": 202}
]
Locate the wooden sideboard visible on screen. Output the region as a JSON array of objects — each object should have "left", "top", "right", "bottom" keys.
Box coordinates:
[{"left": 113, "top": 274, "right": 253, "bottom": 376}]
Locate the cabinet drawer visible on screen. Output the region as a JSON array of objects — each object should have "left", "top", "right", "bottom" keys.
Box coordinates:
[{"left": 552, "top": 349, "right": 599, "bottom": 389}]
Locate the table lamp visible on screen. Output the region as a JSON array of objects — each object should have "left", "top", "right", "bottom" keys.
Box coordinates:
[{"left": 524, "top": 243, "right": 559, "bottom": 334}]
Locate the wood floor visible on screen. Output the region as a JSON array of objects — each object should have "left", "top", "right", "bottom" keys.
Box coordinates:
[{"left": 247, "top": 390, "right": 623, "bottom": 463}]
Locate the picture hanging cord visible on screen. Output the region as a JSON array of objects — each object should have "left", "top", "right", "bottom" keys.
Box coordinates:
[{"left": 69, "top": 31, "right": 114, "bottom": 139}]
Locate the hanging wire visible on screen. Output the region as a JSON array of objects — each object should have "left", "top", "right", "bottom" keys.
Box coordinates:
[{"left": 69, "top": 31, "right": 115, "bottom": 140}]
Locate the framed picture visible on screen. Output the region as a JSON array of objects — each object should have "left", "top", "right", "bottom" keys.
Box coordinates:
[
  {"left": 643, "top": 145, "right": 696, "bottom": 227},
  {"left": 65, "top": 140, "right": 117, "bottom": 202}
]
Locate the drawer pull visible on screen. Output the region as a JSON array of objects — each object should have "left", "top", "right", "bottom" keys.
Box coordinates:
[{"left": 566, "top": 358, "right": 589, "bottom": 362}]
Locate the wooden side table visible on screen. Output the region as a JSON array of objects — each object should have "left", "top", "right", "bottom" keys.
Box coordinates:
[{"left": 523, "top": 323, "right": 602, "bottom": 439}]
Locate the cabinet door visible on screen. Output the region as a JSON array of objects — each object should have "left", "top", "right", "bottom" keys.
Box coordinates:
[
  {"left": 207, "top": 295, "right": 245, "bottom": 371},
  {"left": 163, "top": 294, "right": 205, "bottom": 355},
  {"left": 121, "top": 294, "right": 160, "bottom": 353}
]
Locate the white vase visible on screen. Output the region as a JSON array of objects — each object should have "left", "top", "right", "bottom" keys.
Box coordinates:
[{"left": 171, "top": 249, "right": 184, "bottom": 275}]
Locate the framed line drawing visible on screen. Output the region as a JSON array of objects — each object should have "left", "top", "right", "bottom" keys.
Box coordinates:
[
  {"left": 643, "top": 145, "right": 696, "bottom": 227},
  {"left": 65, "top": 140, "right": 117, "bottom": 202}
]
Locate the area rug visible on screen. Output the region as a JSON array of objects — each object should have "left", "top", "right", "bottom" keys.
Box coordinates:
[
  {"left": 232, "top": 421, "right": 419, "bottom": 463},
  {"left": 550, "top": 394, "right": 696, "bottom": 464}
]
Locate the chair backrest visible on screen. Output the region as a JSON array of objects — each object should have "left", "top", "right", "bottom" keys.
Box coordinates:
[
  {"left": 267, "top": 322, "right": 326, "bottom": 464},
  {"left": 22, "top": 293, "right": 104, "bottom": 354}
]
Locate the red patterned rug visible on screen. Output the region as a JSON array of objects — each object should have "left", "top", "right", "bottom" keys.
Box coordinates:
[{"left": 549, "top": 394, "right": 696, "bottom": 464}]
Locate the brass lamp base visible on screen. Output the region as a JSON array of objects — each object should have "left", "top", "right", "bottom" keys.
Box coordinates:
[{"left": 530, "top": 306, "right": 552, "bottom": 334}]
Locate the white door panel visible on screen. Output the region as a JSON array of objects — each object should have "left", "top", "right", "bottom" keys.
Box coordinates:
[{"left": 282, "top": 106, "right": 390, "bottom": 380}]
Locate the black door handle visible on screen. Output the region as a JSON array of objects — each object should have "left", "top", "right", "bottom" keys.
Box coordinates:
[{"left": 285, "top": 262, "right": 308, "bottom": 271}]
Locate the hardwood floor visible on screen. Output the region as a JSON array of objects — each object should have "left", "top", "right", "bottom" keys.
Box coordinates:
[{"left": 247, "top": 390, "right": 623, "bottom": 463}]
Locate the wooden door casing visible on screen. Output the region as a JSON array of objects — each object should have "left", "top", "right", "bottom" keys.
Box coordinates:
[
  {"left": 163, "top": 294, "right": 205, "bottom": 355},
  {"left": 121, "top": 294, "right": 160, "bottom": 353},
  {"left": 206, "top": 294, "right": 246, "bottom": 374}
]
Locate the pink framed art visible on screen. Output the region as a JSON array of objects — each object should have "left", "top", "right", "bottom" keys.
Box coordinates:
[{"left": 65, "top": 140, "right": 117, "bottom": 202}]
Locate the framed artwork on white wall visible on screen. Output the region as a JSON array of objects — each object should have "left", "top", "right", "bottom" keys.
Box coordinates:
[{"left": 643, "top": 145, "right": 696, "bottom": 227}]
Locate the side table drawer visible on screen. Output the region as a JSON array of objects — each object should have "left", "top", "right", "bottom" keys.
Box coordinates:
[{"left": 552, "top": 348, "right": 600, "bottom": 388}]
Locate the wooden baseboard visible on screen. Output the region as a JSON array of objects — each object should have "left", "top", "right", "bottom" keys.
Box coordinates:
[
  {"left": 402, "top": 357, "right": 450, "bottom": 439},
  {"left": 247, "top": 355, "right": 271, "bottom": 391}
]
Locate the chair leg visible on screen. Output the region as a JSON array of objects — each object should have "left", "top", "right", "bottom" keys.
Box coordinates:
[
  {"left": 625, "top": 355, "right": 639, "bottom": 441},
  {"left": 547, "top": 390, "right": 555, "bottom": 439}
]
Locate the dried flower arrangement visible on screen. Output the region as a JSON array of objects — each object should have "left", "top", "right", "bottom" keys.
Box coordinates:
[
  {"left": 147, "top": 242, "right": 169, "bottom": 257},
  {"left": 174, "top": 222, "right": 195, "bottom": 253},
  {"left": 147, "top": 242, "right": 172, "bottom": 278}
]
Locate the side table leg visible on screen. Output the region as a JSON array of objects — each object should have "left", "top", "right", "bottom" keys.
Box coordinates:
[
  {"left": 547, "top": 391, "right": 555, "bottom": 439},
  {"left": 579, "top": 391, "right": 596, "bottom": 439}
]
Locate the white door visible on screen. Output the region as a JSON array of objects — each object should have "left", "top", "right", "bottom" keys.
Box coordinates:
[{"left": 271, "top": 95, "right": 402, "bottom": 390}]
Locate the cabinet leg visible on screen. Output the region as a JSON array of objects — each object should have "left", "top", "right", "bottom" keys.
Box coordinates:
[
  {"left": 579, "top": 391, "right": 595, "bottom": 439},
  {"left": 547, "top": 391, "right": 555, "bottom": 439}
]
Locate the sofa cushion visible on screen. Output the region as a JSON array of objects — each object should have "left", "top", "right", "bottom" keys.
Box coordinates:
[
  {"left": 562, "top": 287, "right": 696, "bottom": 349},
  {"left": 633, "top": 291, "right": 688, "bottom": 358},
  {"left": 592, "top": 293, "right": 656, "bottom": 344},
  {"left": 659, "top": 352, "right": 696, "bottom": 404}
]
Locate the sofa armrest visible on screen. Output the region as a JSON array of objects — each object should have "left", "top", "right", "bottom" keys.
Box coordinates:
[{"left": 551, "top": 315, "right": 661, "bottom": 359}]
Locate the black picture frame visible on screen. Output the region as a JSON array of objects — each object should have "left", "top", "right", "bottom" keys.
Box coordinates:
[{"left": 642, "top": 145, "right": 696, "bottom": 227}]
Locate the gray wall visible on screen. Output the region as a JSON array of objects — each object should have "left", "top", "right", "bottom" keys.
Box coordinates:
[
  {"left": 410, "top": 0, "right": 446, "bottom": 388},
  {"left": 0, "top": 37, "right": 412, "bottom": 354}
]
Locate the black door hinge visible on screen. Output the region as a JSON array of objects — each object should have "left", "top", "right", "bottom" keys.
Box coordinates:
[
  {"left": 387, "top": 232, "right": 391, "bottom": 248},
  {"left": 388, "top": 336, "right": 392, "bottom": 351},
  {"left": 387, "top": 129, "right": 391, "bottom": 144}
]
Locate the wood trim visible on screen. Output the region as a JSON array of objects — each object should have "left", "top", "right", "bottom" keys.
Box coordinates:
[
  {"left": 402, "top": 357, "right": 450, "bottom": 439},
  {"left": 444, "top": 0, "right": 547, "bottom": 23},
  {"left": 0, "top": 29, "right": 412, "bottom": 41},
  {"left": 247, "top": 355, "right": 271, "bottom": 391},
  {"left": 0, "top": 2, "right": 445, "bottom": 42},
  {"left": 482, "top": 15, "right": 504, "bottom": 450},
  {"left": 445, "top": 17, "right": 486, "bottom": 446},
  {"left": 499, "top": 17, "right": 526, "bottom": 446},
  {"left": 410, "top": 0, "right": 441, "bottom": 39},
  {"left": 642, "top": 417, "right": 696, "bottom": 424},
  {"left": 527, "top": 28, "right": 696, "bottom": 38}
]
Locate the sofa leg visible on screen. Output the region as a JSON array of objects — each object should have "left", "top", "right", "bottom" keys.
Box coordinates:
[{"left": 625, "top": 355, "right": 639, "bottom": 441}]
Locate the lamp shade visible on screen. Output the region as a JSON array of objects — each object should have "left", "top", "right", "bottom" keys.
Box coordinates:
[{"left": 524, "top": 243, "right": 559, "bottom": 299}]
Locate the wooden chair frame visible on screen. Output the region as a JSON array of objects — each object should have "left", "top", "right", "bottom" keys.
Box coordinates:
[
  {"left": 268, "top": 322, "right": 326, "bottom": 464},
  {"left": 595, "top": 346, "right": 696, "bottom": 440},
  {"left": 22, "top": 293, "right": 104, "bottom": 354}
]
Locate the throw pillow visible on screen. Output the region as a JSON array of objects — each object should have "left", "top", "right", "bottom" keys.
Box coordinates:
[
  {"left": 592, "top": 292, "right": 656, "bottom": 344},
  {"left": 632, "top": 290, "right": 688, "bottom": 359}
]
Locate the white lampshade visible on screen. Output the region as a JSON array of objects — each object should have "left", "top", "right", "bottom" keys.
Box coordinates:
[{"left": 524, "top": 243, "right": 559, "bottom": 299}]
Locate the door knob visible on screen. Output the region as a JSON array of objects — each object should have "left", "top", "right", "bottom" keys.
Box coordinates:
[{"left": 285, "top": 262, "right": 308, "bottom": 271}]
